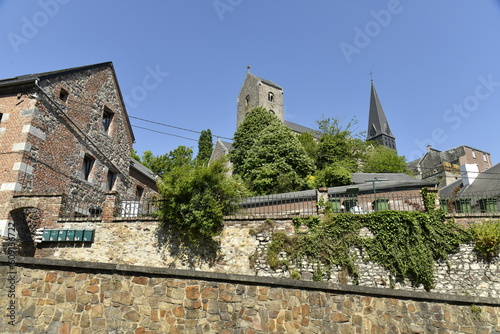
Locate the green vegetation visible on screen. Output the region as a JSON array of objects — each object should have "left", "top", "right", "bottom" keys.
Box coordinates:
[
  {"left": 470, "top": 220, "right": 500, "bottom": 260},
  {"left": 196, "top": 129, "right": 213, "bottom": 165},
  {"left": 267, "top": 210, "right": 470, "bottom": 290},
  {"left": 157, "top": 159, "right": 247, "bottom": 248},
  {"left": 231, "top": 107, "right": 314, "bottom": 194}
]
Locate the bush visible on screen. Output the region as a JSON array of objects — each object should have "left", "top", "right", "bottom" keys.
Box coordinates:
[{"left": 470, "top": 220, "right": 500, "bottom": 259}]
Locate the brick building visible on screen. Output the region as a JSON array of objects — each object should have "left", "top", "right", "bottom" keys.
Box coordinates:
[{"left": 0, "top": 62, "right": 157, "bottom": 255}]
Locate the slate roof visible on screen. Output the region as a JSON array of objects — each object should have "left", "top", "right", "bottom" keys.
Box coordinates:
[
  {"left": 248, "top": 73, "right": 283, "bottom": 90},
  {"left": 329, "top": 172, "right": 435, "bottom": 195},
  {"left": 284, "top": 121, "right": 319, "bottom": 137},
  {"left": 366, "top": 80, "right": 395, "bottom": 141},
  {"left": 440, "top": 163, "right": 500, "bottom": 198},
  {"left": 130, "top": 158, "right": 157, "bottom": 181}
]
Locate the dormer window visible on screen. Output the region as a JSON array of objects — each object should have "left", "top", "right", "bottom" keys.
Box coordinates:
[
  {"left": 102, "top": 107, "right": 114, "bottom": 134},
  {"left": 268, "top": 92, "right": 274, "bottom": 102},
  {"left": 59, "top": 88, "right": 69, "bottom": 103},
  {"left": 245, "top": 95, "right": 250, "bottom": 106}
]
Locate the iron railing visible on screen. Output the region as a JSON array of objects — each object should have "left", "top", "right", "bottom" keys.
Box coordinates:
[
  {"left": 118, "top": 197, "right": 160, "bottom": 218},
  {"left": 229, "top": 190, "right": 318, "bottom": 217},
  {"left": 439, "top": 192, "right": 500, "bottom": 214},
  {"left": 59, "top": 196, "right": 104, "bottom": 220}
]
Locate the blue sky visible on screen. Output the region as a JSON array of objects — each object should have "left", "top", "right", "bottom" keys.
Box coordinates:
[{"left": 1, "top": 0, "right": 500, "bottom": 164}]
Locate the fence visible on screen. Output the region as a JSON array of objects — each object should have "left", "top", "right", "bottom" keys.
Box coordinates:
[
  {"left": 327, "top": 190, "right": 425, "bottom": 214},
  {"left": 56, "top": 190, "right": 500, "bottom": 220},
  {"left": 439, "top": 192, "right": 500, "bottom": 214},
  {"left": 231, "top": 190, "right": 318, "bottom": 217}
]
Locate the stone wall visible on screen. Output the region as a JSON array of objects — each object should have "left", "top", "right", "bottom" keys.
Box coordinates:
[
  {"left": 31, "top": 218, "right": 500, "bottom": 299},
  {"left": 0, "top": 256, "right": 499, "bottom": 334}
]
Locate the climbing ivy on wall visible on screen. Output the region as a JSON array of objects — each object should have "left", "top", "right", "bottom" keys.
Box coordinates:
[{"left": 267, "top": 211, "right": 470, "bottom": 290}]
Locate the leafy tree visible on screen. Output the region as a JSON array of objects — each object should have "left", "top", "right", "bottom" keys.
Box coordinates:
[
  {"left": 315, "top": 116, "right": 367, "bottom": 172},
  {"left": 131, "top": 149, "right": 141, "bottom": 162},
  {"left": 139, "top": 146, "right": 193, "bottom": 177},
  {"left": 157, "top": 159, "right": 247, "bottom": 247},
  {"left": 196, "top": 129, "right": 213, "bottom": 165},
  {"left": 230, "top": 106, "right": 283, "bottom": 175},
  {"left": 239, "top": 122, "right": 315, "bottom": 195},
  {"left": 297, "top": 132, "right": 319, "bottom": 161},
  {"left": 312, "top": 164, "right": 352, "bottom": 188},
  {"left": 362, "top": 144, "right": 409, "bottom": 173}
]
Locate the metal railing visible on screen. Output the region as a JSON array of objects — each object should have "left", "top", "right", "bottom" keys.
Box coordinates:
[
  {"left": 327, "top": 191, "right": 425, "bottom": 214},
  {"left": 117, "top": 197, "right": 160, "bottom": 218},
  {"left": 229, "top": 190, "right": 318, "bottom": 217},
  {"left": 439, "top": 192, "right": 500, "bottom": 214},
  {"left": 59, "top": 196, "right": 104, "bottom": 220}
]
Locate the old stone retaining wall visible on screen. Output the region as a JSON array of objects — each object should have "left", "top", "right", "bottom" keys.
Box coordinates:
[
  {"left": 1, "top": 256, "right": 499, "bottom": 334},
  {"left": 31, "top": 218, "right": 500, "bottom": 299}
]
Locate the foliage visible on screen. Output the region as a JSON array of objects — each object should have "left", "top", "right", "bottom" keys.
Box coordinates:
[
  {"left": 470, "top": 220, "right": 500, "bottom": 260},
  {"left": 139, "top": 146, "right": 194, "bottom": 177},
  {"left": 420, "top": 187, "right": 437, "bottom": 212},
  {"left": 362, "top": 144, "right": 410, "bottom": 174},
  {"left": 131, "top": 149, "right": 141, "bottom": 162},
  {"left": 230, "top": 106, "right": 283, "bottom": 176},
  {"left": 157, "top": 159, "right": 247, "bottom": 248},
  {"left": 267, "top": 211, "right": 470, "bottom": 290},
  {"left": 297, "top": 132, "right": 319, "bottom": 161},
  {"left": 292, "top": 216, "right": 321, "bottom": 232},
  {"left": 312, "top": 165, "right": 352, "bottom": 188},
  {"left": 237, "top": 120, "right": 315, "bottom": 195},
  {"left": 196, "top": 129, "right": 213, "bottom": 165},
  {"left": 315, "top": 116, "right": 368, "bottom": 172}
]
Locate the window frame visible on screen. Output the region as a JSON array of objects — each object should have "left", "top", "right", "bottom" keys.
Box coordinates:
[
  {"left": 82, "top": 155, "right": 95, "bottom": 181},
  {"left": 102, "top": 107, "right": 114, "bottom": 134}
]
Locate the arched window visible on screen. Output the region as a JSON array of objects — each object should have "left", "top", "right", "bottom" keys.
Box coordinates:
[
  {"left": 269, "top": 110, "right": 275, "bottom": 115},
  {"left": 245, "top": 95, "right": 250, "bottom": 106},
  {"left": 268, "top": 92, "right": 274, "bottom": 102}
]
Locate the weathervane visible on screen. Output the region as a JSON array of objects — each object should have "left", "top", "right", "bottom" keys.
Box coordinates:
[
  {"left": 369, "top": 70, "right": 373, "bottom": 82},
  {"left": 247, "top": 65, "right": 251, "bottom": 73}
]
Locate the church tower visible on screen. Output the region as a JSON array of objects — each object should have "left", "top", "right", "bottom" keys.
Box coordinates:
[
  {"left": 366, "top": 80, "right": 397, "bottom": 151},
  {"left": 236, "top": 67, "right": 284, "bottom": 128}
]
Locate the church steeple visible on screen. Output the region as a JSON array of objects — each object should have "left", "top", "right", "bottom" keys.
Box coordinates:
[{"left": 366, "top": 79, "right": 397, "bottom": 151}]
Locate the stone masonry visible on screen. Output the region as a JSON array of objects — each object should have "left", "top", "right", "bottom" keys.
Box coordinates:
[{"left": 0, "top": 257, "right": 499, "bottom": 334}]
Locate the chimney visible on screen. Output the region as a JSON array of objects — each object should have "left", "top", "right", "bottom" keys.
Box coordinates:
[{"left": 460, "top": 164, "right": 479, "bottom": 187}]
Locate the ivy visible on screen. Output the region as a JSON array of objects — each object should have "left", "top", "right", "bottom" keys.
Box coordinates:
[{"left": 267, "top": 211, "right": 470, "bottom": 290}]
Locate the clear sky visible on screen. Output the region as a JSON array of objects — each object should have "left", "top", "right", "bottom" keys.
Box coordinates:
[{"left": 1, "top": 0, "right": 500, "bottom": 164}]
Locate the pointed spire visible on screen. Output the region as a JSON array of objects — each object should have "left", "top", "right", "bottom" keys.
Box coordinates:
[{"left": 366, "top": 80, "right": 397, "bottom": 150}]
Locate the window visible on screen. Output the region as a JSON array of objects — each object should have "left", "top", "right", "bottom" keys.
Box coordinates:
[
  {"left": 472, "top": 150, "right": 476, "bottom": 159},
  {"left": 106, "top": 171, "right": 117, "bottom": 191},
  {"left": 269, "top": 110, "right": 275, "bottom": 115},
  {"left": 135, "top": 186, "right": 144, "bottom": 201},
  {"left": 0, "top": 113, "right": 3, "bottom": 123},
  {"left": 483, "top": 154, "right": 488, "bottom": 163},
  {"left": 102, "top": 107, "right": 114, "bottom": 134},
  {"left": 245, "top": 95, "right": 250, "bottom": 106},
  {"left": 81, "top": 155, "right": 95, "bottom": 181},
  {"left": 268, "top": 92, "right": 275, "bottom": 102},
  {"left": 59, "top": 88, "right": 69, "bottom": 102}
]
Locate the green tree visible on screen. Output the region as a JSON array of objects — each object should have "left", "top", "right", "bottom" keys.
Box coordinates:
[
  {"left": 362, "top": 144, "right": 409, "bottom": 173},
  {"left": 230, "top": 106, "right": 283, "bottom": 175},
  {"left": 157, "top": 159, "right": 247, "bottom": 247},
  {"left": 312, "top": 164, "right": 352, "bottom": 188},
  {"left": 297, "top": 132, "right": 319, "bottom": 161},
  {"left": 196, "top": 129, "right": 213, "bottom": 165},
  {"left": 315, "top": 116, "right": 367, "bottom": 172},
  {"left": 139, "top": 146, "right": 193, "bottom": 177},
  {"left": 239, "top": 122, "right": 315, "bottom": 195}
]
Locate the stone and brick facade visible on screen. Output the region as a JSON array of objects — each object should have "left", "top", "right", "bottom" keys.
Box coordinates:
[{"left": 0, "top": 62, "right": 157, "bottom": 255}]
